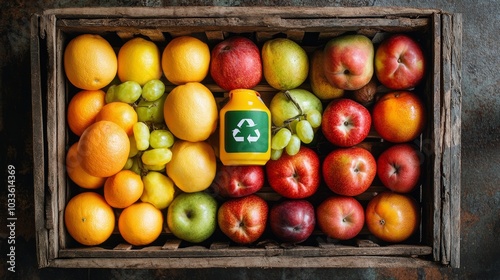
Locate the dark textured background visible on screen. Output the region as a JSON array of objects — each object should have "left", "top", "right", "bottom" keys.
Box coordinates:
[{"left": 1, "top": 0, "right": 499, "bottom": 279}]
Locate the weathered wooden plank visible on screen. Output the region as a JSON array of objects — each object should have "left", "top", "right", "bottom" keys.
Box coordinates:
[
  {"left": 49, "top": 255, "right": 438, "bottom": 269},
  {"left": 449, "top": 13, "right": 462, "bottom": 269},
  {"left": 42, "top": 13, "right": 60, "bottom": 263},
  {"left": 31, "top": 13, "right": 50, "bottom": 269},
  {"left": 42, "top": 6, "right": 442, "bottom": 19},
  {"left": 56, "top": 17, "right": 430, "bottom": 33},
  {"left": 430, "top": 12, "right": 442, "bottom": 264}
]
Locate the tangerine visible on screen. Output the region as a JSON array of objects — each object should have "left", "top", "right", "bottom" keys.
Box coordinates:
[
  {"left": 64, "top": 34, "right": 117, "bottom": 90},
  {"left": 117, "top": 37, "right": 162, "bottom": 86},
  {"left": 78, "top": 120, "right": 130, "bottom": 178},
  {"left": 372, "top": 91, "right": 426, "bottom": 143},
  {"left": 64, "top": 192, "right": 115, "bottom": 246},
  {"left": 67, "top": 89, "right": 106, "bottom": 136},
  {"left": 104, "top": 170, "right": 144, "bottom": 209},
  {"left": 161, "top": 36, "right": 210, "bottom": 85},
  {"left": 95, "top": 102, "right": 138, "bottom": 136},
  {"left": 365, "top": 191, "right": 420, "bottom": 243},
  {"left": 66, "top": 142, "right": 106, "bottom": 189},
  {"left": 118, "top": 202, "right": 163, "bottom": 246}
]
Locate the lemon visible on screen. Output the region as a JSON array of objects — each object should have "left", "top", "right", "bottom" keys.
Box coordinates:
[
  {"left": 117, "top": 37, "right": 162, "bottom": 86},
  {"left": 140, "top": 171, "right": 175, "bottom": 210},
  {"left": 262, "top": 38, "right": 309, "bottom": 90},
  {"left": 163, "top": 82, "right": 218, "bottom": 142},
  {"left": 166, "top": 140, "right": 216, "bottom": 193}
]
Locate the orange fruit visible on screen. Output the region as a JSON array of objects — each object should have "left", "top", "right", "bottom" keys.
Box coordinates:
[
  {"left": 66, "top": 142, "right": 106, "bottom": 189},
  {"left": 95, "top": 102, "right": 138, "bottom": 136},
  {"left": 365, "top": 191, "right": 420, "bottom": 243},
  {"left": 64, "top": 192, "right": 115, "bottom": 246},
  {"left": 166, "top": 140, "right": 216, "bottom": 193},
  {"left": 161, "top": 36, "right": 210, "bottom": 85},
  {"left": 372, "top": 91, "right": 426, "bottom": 143},
  {"left": 64, "top": 34, "right": 117, "bottom": 90},
  {"left": 117, "top": 37, "right": 162, "bottom": 86},
  {"left": 118, "top": 202, "right": 163, "bottom": 246},
  {"left": 163, "top": 82, "right": 218, "bottom": 142},
  {"left": 104, "top": 170, "right": 144, "bottom": 209},
  {"left": 77, "top": 120, "right": 130, "bottom": 178},
  {"left": 67, "top": 89, "right": 106, "bottom": 136}
]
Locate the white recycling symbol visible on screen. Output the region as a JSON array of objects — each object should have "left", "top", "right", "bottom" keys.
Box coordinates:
[{"left": 232, "top": 118, "right": 261, "bottom": 143}]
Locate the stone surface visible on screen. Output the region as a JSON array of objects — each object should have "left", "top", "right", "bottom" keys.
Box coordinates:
[{"left": 1, "top": 0, "right": 499, "bottom": 279}]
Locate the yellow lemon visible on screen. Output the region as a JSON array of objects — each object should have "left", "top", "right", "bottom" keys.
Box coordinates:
[
  {"left": 117, "top": 37, "right": 162, "bottom": 86},
  {"left": 163, "top": 82, "right": 218, "bottom": 142},
  {"left": 166, "top": 140, "right": 216, "bottom": 193},
  {"left": 140, "top": 171, "right": 175, "bottom": 210}
]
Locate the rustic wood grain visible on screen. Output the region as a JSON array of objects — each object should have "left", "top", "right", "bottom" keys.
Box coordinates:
[
  {"left": 31, "top": 13, "right": 49, "bottom": 269},
  {"left": 48, "top": 255, "right": 438, "bottom": 269},
  {"left": 449, "top": 13, "right": 462, "bottom": 269}
]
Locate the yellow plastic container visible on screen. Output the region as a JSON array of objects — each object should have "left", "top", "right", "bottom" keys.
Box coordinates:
[{"left": 219, "top": 89, "right": 271, "bottom": 165}]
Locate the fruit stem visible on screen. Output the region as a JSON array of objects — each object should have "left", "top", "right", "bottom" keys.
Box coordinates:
[
  {"left": 284, "top": 90, "right": 303, "bottom": 116},
  {"left": 271, "top": 91, "right": 306, "bottom": 134}
]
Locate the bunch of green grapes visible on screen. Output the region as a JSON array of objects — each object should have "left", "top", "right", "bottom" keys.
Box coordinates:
[
  {"left": 270, "top": 109, "right": 322, "bottom": 160},
  {"left": 126, "top": 122, "right": 176, "bottom": 175},
  {"left": 106, "top": 79, "right": 176, "bottom": 175}
]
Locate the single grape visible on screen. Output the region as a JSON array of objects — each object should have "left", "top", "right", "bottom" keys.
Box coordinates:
[
  {"left": 296, "top": 119, "right": 315, "bottom": 144},
  {"left": 123, "top": 158, "right": 134, "bottom": 170},
  {"left": 133, "top": 122, "right": 150, "bottom": 151},
  {"left": 270, "top": 148, "right": 284, "bottom": 161},
  {"left": 285, "top": 134, "right": 301, "bottom": 156},
  {"left": 271, "top": 128, "right": 292, "bottom": 150},
  {"left": 306, "top": 109, "right": 322, "bottom": 128},
  {"left": 141, "top": 148, "right": 172, "bottom": 166},
  {"left": 105, "top": 85, "right": 119, "bottom": 103},
  {"left": 144, "top": 163, "right": 166, "bottom": 172},
  {"left": 135, "top": 94, "right": 167, "bottom": 124},
  {"left": 115, "top": 81, "right": 142, "bottom": 104},
  {"left": 129, "top": 157, "right": 141, "bottom": 175},
  {"left": 142, "top": 79, "right": 165, "bottom": 102},
  {"left": 128, "top": 135, "right": 139, "bottom": 157},
  {"left": 150, "top": 129, "right": 175, "bottom": 149}
]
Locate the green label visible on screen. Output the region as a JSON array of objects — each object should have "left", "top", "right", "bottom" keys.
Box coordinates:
[{"left": 224, "top": 111, "right": 269, "bottom": 153}]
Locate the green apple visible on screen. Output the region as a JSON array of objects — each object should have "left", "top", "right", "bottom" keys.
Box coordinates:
[
  {"left": 269, "top": 88, "right": 323, "bottom": 130},
  {"left": 166, "top": 191, "right": 217, "bottom": 243}
]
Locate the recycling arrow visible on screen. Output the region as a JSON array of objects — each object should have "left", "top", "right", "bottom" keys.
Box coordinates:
[{"left": 232, "top": 118, "right": 261, "bottom": 143}]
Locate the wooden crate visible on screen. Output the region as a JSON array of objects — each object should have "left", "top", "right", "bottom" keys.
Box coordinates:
[{"left": 31, "top": 6, "right": 462, "bottom": 269}]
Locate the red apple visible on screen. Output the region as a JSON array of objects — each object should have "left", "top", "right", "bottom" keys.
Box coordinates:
[
  {"left": 323, "top": 34, "right": 374, "bottom": 90},
  {"left": 266, "top": 146, "right": 320, "bottom": 199},
  {"left": 210, "top": 36, "right": 262, "bottom": 91},
  {"left": 217, "top": 194, "right": 268, "bottom": 244},
  {"left": 211, "top": 165, "right": 265, "bottom": 198},
  {"left": 375, "top": 34, "right": 426, "bottom": 90},
  {"left": 316, "top": 196, "right": 365, "bottom": 240},
  {"left": 322, "top": 147, "right": 376, "bottom": 196},
  {"left": 269, "top": 199, "right": 315, "bottom": 244},
  {"left": 321, "top": 98, "right": 372, "bottom": 147},
  {"left": 377, "top": 143, "right": 422, "bottom": 193}
]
